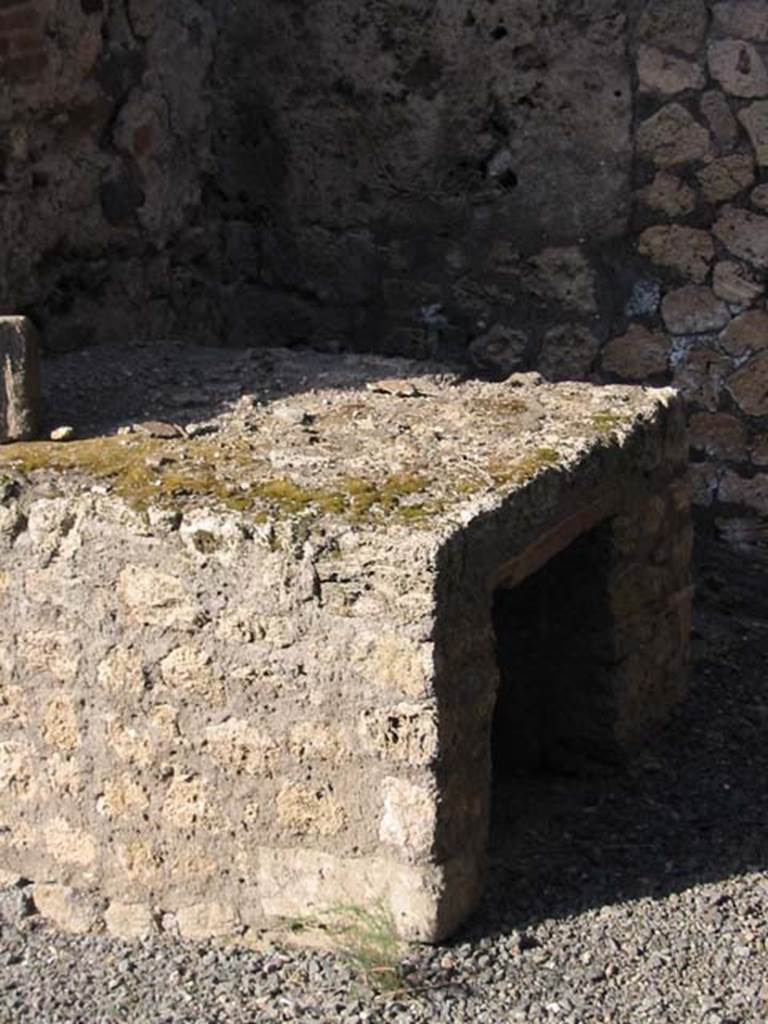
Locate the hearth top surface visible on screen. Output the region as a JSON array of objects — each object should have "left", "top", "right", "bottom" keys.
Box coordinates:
[{"left": 0, "top": 341, "right": 676, "bottom": 531}]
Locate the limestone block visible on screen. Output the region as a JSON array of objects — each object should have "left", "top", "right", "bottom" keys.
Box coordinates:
[
  {"left": 527, "top": 247, "right": 597, "bottom": 315},
  {"left": 708, "top": 40, "right": 768, "bottom": 98},
  {"left": 688, "top": 413, "right": 746, "bottom": 461},
  {"left": 639, "top": 172, "right": 696, "bottom": 216},
  {"left": 637, "top": 104, "right": 712, "bottom": 167},
  {"left": 159, "top": 644, "right": 224, "bottom": 704},
  {"left": 105, "top": 901, "right": 156, "bottom": 940},
  {"left": 0, "top": 317, "right": 40, "bottom": 444},
  {"left": 256, "top": 847, "right": 476, "bottom": 942},
  {"left": 177, "top": 901, "right": 239, "bottom": 941},
  {"left": 720, "top": 310, "right": 768, "bottom": 355},
  {"left": 98, "top": 775, "right": 149, "bottom": 820},
  {"left": 752, "top": 183, "right": 768, "bottom": 211},
  {"left": 719, "top": 471, "right": 768, "bottom": 513},
  {"left": 637, "top": 47, "right": 704, "bottom": 95},
  {"left": 538, "top": 325, "right": 600, "bottom": 383},
  {"left": 32, "top": 884, "right": 99, "bottom": 934},
  {"left": 41, "top": 694, "right": 81, "bottom": 753},
  {"left": 205, "top": 719, "right": 276, "bottom": 776},
  {"left": 712, "top": 261, "right": 764, "bottom": 305},
  {"left": 96, "top": 645, "right": 146, "bottom": 699},
  {"left": 700, "top": 91, "right": 740, "bottom": 152},
  {"left": 713, "top": 2, "right": 768, "bottom": 42},
  {"left": 638, "top": 0, "right": 707, "bottom": 54},
  {"left": 738, "top": 101, "right": 768, "bottom": 165},
  {"left": 637, "top": 225, "right": 714, "bottom": 282},
  {"left": 379, "top": 777, "right": 437, "bottom": 860},
  {"left": 752, "top": 437, "right": 768, "bottom": 465},
  {"left": 288, "top": 722, "right": 349, "bottom": 765},
  {"left": 673, "top": 348, "right": 730, "bottom": 411},
  {"left": 696, "top": 155, "right": 755, "bottom": 203},
  {"left": 45, "top": 819, "right": 97, "bottom": 870},
  {"left": 116, "top": 565, "right": 199, "bottom": 628},
  {"left": 162, "top": 774, "right": 208, "bottom": 829},
  {"left": 714, "top": 206, "right": 768, "bottom": 267},
  {"left": 355, "top": 635, "right": 432, "bottom": 698},
  {"left": 602, "top": 324, "right": 670, "bottom": 381},
  {"left": 18, "top": 630, "right": 80, "bottom": 684},
  {"left": 276, "top": 784, "right": 346, "bottom": 837},
  {"left": 0, "top": 739, "right": 35, "bottom": 801},
  {"left": 468, "top": 325, "right": 527, "bottom": 377},
  {"left": 661, "top": 286, "right": 730, "bottom": 334},
  {"left": 726, "top": 351, "right": 768, "bottom": 415},
  {"left": 358, "top": 704, "right": 439, "bottom": 766}
]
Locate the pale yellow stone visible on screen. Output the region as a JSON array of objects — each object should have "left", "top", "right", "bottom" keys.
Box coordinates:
[
  {"left": 214, "top": 611, "right": 255, "bottom": 644},
  {"left": 160, "top": 645, "right": 225, "bottom": 704},
  {"left": 0, "top": 571, "right": 7, "bottom": 594},
  {"left": 99, "top": 774, "right": 149, "bottom": 819},
  {"left": 105, "top": 901, "right": 155, "bottom": 940},
  {"left": 148, "top": 703, "right": 179, "bottom": 742},
  {"left": 379, "top": 777, "right": 437, "bottom": 859},
  {"left": 115, "top": 840, "right": 162, "bottom": 884},
  {"left": 47, "top": 754, "right": 84, "bottom": 797},
  {"left": 0, "top": 672, "right": 24, "bottom": 725},
  {"left": 41, "top": 694, "right": 81, "bottom": 753},
  {"left": 32, "top": 884, "right": 98, "bottom": 934},
  {"left": 359, "top": 703, "right": 439, "bottom": 765},
  {"left": 117, "top": 565, "right": 199, "bottom": 628},
  {"left": 254, "top": 615, "right": 299, "bottom": 647},
  {"left": 165, "top": 848, "right": 217, "bottom": 885},
  {"left": 105, "top": 716, "right": 153, "bottom": 768},
  {"left": 18, "top": 630, "right": 80, "bottom": 684},
  {"left": 163, "top": 774, "right": 207, "bottom": 829},
  {"left": 177, "top": 901, "right": 239, "bottom": 940},
  {"left": 97, "top": 645, "right": 146, "bottom": 699},
  {"left": 276, "top": 784, "right": 346, "bottom": 837},
  {"left": 0, "top": 739, "right": 35, "bottom": 799},
  {"left": 206, "top": 719, "right": 276, "bottom": 776},
  {"left": 45, "top": 818, "right": 97, "bottom": 868},
  {"left": 257, "top": 847, "right": 478, "bottom": 942},
  {"left": 357, "top": 635, "right": 432, "bottom": 698},
  {"left": 288, "top": 722, "right": 348, "bottom": 765}
]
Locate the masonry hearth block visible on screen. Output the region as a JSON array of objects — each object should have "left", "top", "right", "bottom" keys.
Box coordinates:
[{"left": 0, "top": 345, "right": 692, "bottom": 942}]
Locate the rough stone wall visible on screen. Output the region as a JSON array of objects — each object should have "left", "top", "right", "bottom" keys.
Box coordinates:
[
  {"left": 2, "top": 0, "right": 767, "bottom": 535},
  {"left": 625, "top": 0, "right": 768, "bottom": 545}
]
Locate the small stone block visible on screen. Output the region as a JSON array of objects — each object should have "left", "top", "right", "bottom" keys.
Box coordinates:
[{"left": 0, "top": 316, "right": 41, "bottom": 443}]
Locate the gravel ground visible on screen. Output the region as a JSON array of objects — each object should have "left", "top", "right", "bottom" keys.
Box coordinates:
[{"left": 2, "top": 534, "right": 768, "bottom": 1023}]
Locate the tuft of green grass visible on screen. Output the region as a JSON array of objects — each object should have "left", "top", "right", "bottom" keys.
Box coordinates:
[
  {"left": 592, "top": 410, "right": 629, "bottom": 438},
  {"left": 332, "top": 902, "right": 406, "bottom": 995},
  {"left": 488, "top": 446, "right": 561, "bottom": 485}
]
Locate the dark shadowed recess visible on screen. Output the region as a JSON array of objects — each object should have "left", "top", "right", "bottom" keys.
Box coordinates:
[{"left": 463, "top": 533, "right": 768, "bottom": 941}]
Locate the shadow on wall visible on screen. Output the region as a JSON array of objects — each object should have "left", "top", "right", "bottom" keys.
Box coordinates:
[{"left": 466, "top": 538, "right": 768, "bottom": 941}]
